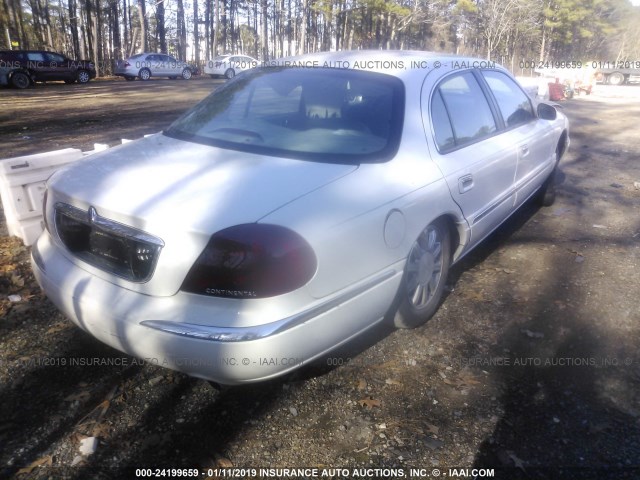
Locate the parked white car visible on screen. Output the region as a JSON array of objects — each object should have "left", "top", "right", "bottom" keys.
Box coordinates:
[
  {"left": 204, "top": 54, "right": 258, "bottom": 79},
  {"left": 114, "top": 52, "right": 193, "bottom": 81},
  {"left": 32, "top": 50, "right": 569, "bottom": 385}
]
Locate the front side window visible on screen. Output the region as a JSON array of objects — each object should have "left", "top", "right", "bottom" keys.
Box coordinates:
[
  {"left": 166, "top": 67, "right": 405, "bottom": 164},
  {"left": 46, "top": 53, "right": 65, "bottom": 63},
  {"left": 482, "top": 70, "right": 535, "bottom": 128},
  {"left": 435, "top": 72, "right": 497, "bottom": 149}
]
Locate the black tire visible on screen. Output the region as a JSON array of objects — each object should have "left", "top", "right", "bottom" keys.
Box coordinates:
[
  {"left": 77, "top": 70, "right": 91, "bottom": 84},
  {"left": 181, "top": 68, "right": 192, "bottom": 80},
  {"left": 124, "top": 76, "right": 135, "bottom": 81},
  {"left": 394, "top": 220, "right": 451, "bottom": 329},
  {"left": 537, "top": 145, "right": 562, "bottom": 207},
  {"left": 224, "top": 68, "right": 235, "bottom": 79},
  {"left": 138, "top": 68, "right": 151, "bottom": 81},
  {"left": 11, "top": 71, "right": 30, "bottom": 89},
  {"left": 537, "top": 167, "right": 557, "bottom": 207},
  {"left": 607, "top": 72, "right": 625, "bottom": 86}
]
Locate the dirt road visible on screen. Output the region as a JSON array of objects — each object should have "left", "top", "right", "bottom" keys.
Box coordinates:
[
  {"left": 1, "top": 77, "right": 219, "bottom": 158},
  {"left": 0, "top": 80, "right": 639, "bottom": 479}
]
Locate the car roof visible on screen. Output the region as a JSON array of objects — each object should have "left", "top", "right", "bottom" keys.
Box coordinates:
[{"left": 130, "top": 52, "right": 179, "bottom": 58}]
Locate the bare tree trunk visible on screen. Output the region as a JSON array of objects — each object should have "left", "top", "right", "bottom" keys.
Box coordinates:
[
  {"left": 177, "top": 0, "right": 186, "bottom": 59},
  {"left": 138, "top": 0, "right": 148, "bottom": 52},
  {"left": 194, "top": 0, "right": 199, "bottom": 62},
  {"left": 156, "top": 0, "right": 166, "bottom": 53},
  {"left": 43, "top": 0, "right": 54, "bottom": 48},
  {"left": 213, "top": 0, "right": 219, "bottom": 56},
  {"left": 298, "top": 0, "right": 307, "bottom": 54},
  {"left": 261, "top": 0, "right": 268, "bottom": 59},
  {"left": 14, "top": 0, "right": 29, "bottom": 48},
  {"left": 69, "top": 0, "right": 80, "bottom": 56},
  {"left": 204, "top": 0, "right": 210, "bottom": 59},
  {"left": 92, "top": 13, "right": 99, "bottom": 73},
  {"left": 220, "top": 0, "right": 226, "bottom": 53}
]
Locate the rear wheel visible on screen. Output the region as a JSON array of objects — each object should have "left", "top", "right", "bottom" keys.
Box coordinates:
[
  {"left": 11, "top": 71, "right": 30, "bottom": 89},
  {"left": 537, "top": 145, "right": 563, "bottom": 207},
  {"left": 394, "top": 220, "right": 451, "bottom": 329},
  {"left": 607, "top": 72, "right": 625, "bottom": 86},
  {"left": 181, "top": 68, "right": 192, "bottom": 80},
  {"left": 138, "top": 68, "right": 151, "bottom": 81},
  {"left": 537, "top": 166, "right": 557, "bottom": 206}
]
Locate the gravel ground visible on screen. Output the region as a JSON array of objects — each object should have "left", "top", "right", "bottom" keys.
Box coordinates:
[{"left": 0, "top": 81, "right": 639, "bottom": 480}]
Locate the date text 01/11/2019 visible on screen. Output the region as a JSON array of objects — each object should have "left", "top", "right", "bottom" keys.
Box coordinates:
[
  {"left": 519, "top": 60, "right": 640, "bottom": 70},
  {"left": 141, "top": 467, "right": 497, "bottom": 478}
]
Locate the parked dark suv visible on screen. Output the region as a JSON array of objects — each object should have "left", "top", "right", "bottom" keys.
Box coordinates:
[{"left": 0, "top": 50, "right": 96, "bottom": 88}]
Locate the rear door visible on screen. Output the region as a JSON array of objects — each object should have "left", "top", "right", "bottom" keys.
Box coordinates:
[
  {"left": 480, "top": 70, "right": 558, "bottom": 206},
  {"left": 25, "top": 51, "right": 48, "bottom": 81},
  {"left": 424, "top": 71, "right": 518, "bottom": 246}
]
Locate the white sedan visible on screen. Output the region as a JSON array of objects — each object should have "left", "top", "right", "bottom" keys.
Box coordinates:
[
  {"left": 114, "top": 52, "right": 193, "bottom": 81},
  {"left": 32, "top": 51, "right": 569, "bottom": 385},
  {"left": 204, "top": 54, "right": 258, "bottom": 79}
]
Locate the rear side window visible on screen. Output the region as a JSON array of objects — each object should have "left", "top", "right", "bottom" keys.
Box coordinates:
[
  {"left": 433, "top": 72, "right": 497, "bottom": 150},
  {"left": 482, "top": 70, "right": 535, "bottom": 128},
  {"left": 26, "top": 52, "right": 46, "bottom": 62},
  {"left": 431, "top": 90, "right": 455, "bottom": 151}
]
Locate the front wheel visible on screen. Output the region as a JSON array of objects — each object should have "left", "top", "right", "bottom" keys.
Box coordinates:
[
  {"left": 394, "top": 220, "right": 451, "bottom": 329},
  {"left": 77, "top": 70, "right": 91, "bottom": 83},
  {"left": 181, "top": 68, "right": 192, "bottom": 80},
  {"left": 224, "top": 68, "right": 235, "bottom": 79}
]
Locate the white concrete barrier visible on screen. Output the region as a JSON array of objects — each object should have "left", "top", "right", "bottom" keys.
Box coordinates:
[
  {"left": 0, "top": 148, "right": 84, "bottom": 245},
  {"left": 0, "top": 138, "right": 139, "bottom": 245}
]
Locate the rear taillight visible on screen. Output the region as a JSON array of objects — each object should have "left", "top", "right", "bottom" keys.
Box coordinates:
[
  {"left": 124, "top": 61, "right": 131, "bottom": 67},
  {"left": 181, "top": 224, "right": 316, "bottom": 299}
]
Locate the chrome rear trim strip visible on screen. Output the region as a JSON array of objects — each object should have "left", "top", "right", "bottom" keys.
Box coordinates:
[{"left": 141, "top": 269, "right": 398, "bottom": 342}]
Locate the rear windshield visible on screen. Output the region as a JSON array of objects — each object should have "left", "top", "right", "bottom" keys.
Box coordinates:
[{"left": 165, "top": 67, "right": 405, "bottom": 164}]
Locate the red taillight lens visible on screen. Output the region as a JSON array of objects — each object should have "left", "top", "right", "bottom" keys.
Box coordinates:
[{"left": 181, "top": 224, "right": 317, "bottom": 299}]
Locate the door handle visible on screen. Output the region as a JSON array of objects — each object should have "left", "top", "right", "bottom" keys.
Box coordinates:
[
  {"left": 458, "top": 174, "right": 474, "bottom": 193},
  {"left": 520, "top": 144, "right": 530, "bottom": 157}
]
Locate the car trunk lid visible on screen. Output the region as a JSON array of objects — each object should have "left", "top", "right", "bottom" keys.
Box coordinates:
[{"left": 47, "top": 134, "right": 358, "bottom": 296}]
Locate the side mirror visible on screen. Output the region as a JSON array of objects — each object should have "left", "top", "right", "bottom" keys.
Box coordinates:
[{"left": 537, "top": 103, "right": 557, "bottom": 121}]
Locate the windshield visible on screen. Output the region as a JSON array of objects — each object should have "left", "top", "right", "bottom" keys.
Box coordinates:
[{"left": 165, "top": 67, "right": 405, "bottom": 164}]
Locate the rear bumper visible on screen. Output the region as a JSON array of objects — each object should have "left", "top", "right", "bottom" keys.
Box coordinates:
[{"left": 31, "top": 232, "right": 402, "bottom": 385}]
